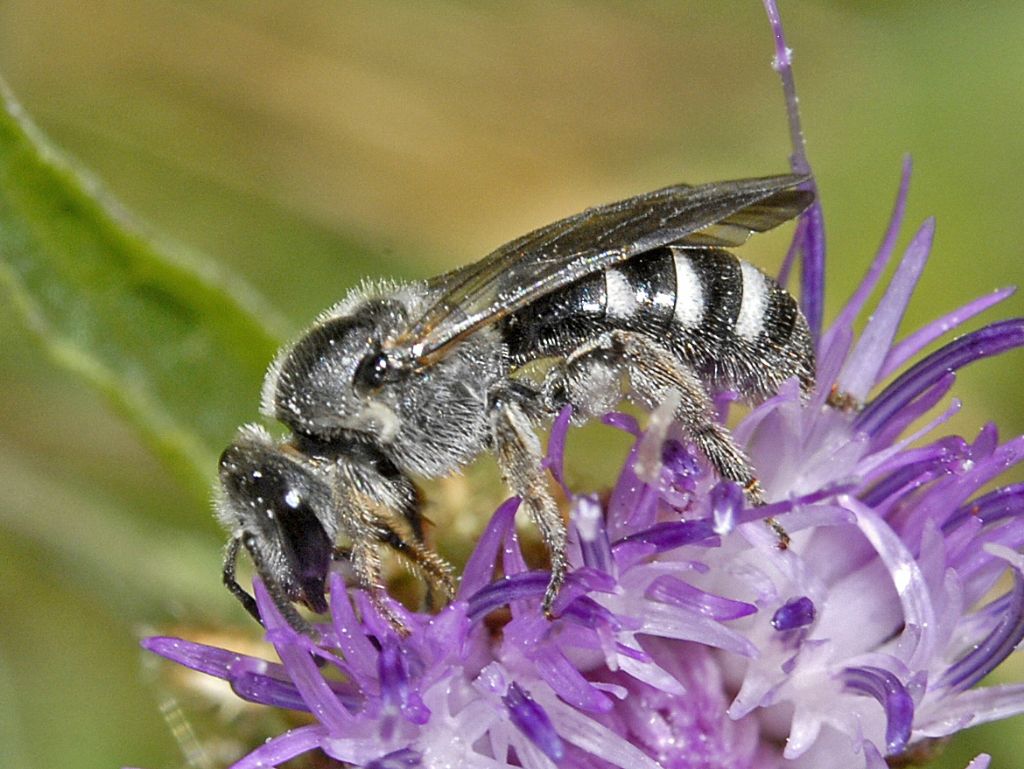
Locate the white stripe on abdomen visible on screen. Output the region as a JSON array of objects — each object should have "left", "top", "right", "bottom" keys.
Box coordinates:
[
  {"left": 735, "top": 261, "right": 768, "bottom": 341},
  {"left": 672, "top": 252, "right": 704, "bottom": 327},
  {"left": 605, "top": 268, "right": 638, "bottom": 320}
]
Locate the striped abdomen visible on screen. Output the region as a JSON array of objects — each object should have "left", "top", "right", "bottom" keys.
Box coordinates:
[{"left": 503, "top": 246, "right": 814, "bottom": 399}]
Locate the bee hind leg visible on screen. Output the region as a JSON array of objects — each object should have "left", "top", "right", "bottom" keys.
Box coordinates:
[
  {"left": 602, "top": 331, "right": 762, "bottom": 496},
  {"left": 568, "top": 330, "right": 788, "bottom": 546}
]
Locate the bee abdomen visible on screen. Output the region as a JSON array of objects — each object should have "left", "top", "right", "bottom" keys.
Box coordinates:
[
  {"left": 670, "top": 247, "right": 813, "bottom": 397},
  {"left": 504, "top": 249, "right": 681, "bottom": 361},
  {"left": 505, "top": 247, "right": 814, "bottom": 397},
  {"left": 600, "top": 248, "right": 812, "bottom": 396}
]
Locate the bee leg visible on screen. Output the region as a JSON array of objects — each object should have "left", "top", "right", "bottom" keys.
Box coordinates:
[
  {"left": 339, "top": 495, "right": 443, "bottom": 611},
  {"left": 490, "top": 396, "right": 567, "bottom": 618},
  {"left": 553, "top": 332, "right": 787, "bottom": 544},
  {"left": 347, "top": 536, "right": 410, "bottom": 635},
  {"left": 605, "top": 331, "right": 762, "bottom": 496},
  {"left": 395, "top": 495, "right": 452, "bottom": 611},
  {"left": 543, "top": 341, "right": 624, "bottom": 420},
  {"left": 222, "top": 535, "right": 261, "bottom": 623},
  {"left": 336, "top": 488, "right": 451, "bottom": 632},
  {"left": 334, "top": 484, "right": 399, "bottom": 631},
  {"left": 609, "top": 330, "right": 789, "bottom": 544},
  {"left": 376, "top": 514, "right": 456, "bottom": 611}
]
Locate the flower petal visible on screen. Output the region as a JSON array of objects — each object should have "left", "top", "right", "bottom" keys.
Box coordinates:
[
  {"left": 823, "top": 156, "right": 913, "bottom": 357},
  {"left": 230, "top": 724, "right": 328, "bottom": 769},
  {"left": 839, "top": 217, "right": 934, "bottom": 400},
  {"left": 857, "top": 319, "right": 1024, "bottom": 436},
  {"left": 255, "top": 580, "right": 354, "bottom": 731},
  {"left": 503, "top": 682, "right": 565, "bottom": 763},
  {"left": 458, "top": 497, "right": 520, "bottom": 599},
  {"left": 881, "top": 287, "right": 1016, "bottom": 380},
  {"left": 940, "top": 570, "right": 1024, "bottom": 691}
]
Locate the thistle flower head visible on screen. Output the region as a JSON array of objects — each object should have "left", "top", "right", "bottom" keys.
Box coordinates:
[
  {"left": 145, "top": 13, "right": 1024, "bottom": 769},
  {"left": 145, "top": 154, "right": 1024, "bottom": 767}
]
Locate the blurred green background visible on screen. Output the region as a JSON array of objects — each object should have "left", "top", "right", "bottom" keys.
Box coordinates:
[{"left": 0, "top": 2, "right": 1022, "bottom": 767}]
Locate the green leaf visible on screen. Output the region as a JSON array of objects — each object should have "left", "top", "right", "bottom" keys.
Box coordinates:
[{"left": 0, "top": 80, "right": 285, "bottom": 499}]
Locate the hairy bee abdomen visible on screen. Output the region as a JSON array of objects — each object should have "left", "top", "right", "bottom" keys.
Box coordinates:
[{"left": 503, "top": 246, "right": 814, "bottom": 398}]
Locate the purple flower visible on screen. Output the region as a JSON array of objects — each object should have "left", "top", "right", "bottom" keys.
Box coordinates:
[
  {"left": 144, "top": 11, "right": 1024, "bottom": 769},
  {"left": 143, "top": 157, "right": 1024, "bottom": 765}
]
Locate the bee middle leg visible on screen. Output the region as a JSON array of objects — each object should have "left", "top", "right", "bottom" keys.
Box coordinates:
[{"left": 489, "top": 394, "right": 568, "bottom": 617}]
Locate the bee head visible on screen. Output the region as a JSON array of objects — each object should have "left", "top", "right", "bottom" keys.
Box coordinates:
[
  {"left": 261, "top": 297, "right": 408, "bottom": 444},
  {"left": 216, "top": 425, "right": 334, "bottom": 613}
]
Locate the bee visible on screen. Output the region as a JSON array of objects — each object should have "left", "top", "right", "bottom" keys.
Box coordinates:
[{"left": 217, "top": 174, "right": 815, "bottom": 634}]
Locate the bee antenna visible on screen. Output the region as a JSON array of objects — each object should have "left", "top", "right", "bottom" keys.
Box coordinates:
[{"left": 222, "top": 536, "right": 261, "bottom": 623}]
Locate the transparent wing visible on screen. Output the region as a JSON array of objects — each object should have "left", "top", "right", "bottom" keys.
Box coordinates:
[{"left": 395, "top": 174, "right": 812, "bottom": 364}]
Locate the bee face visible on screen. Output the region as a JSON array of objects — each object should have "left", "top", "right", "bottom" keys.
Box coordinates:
[{"left": 217, "top": 427, "right": 335, "bottom": 613}]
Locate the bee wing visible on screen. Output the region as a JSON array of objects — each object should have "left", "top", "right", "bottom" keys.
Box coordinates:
[{"left": 397, "top": 174, "right": 812, "bottom": 364}]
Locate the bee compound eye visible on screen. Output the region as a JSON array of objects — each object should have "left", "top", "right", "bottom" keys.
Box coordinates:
[{"left": 354, "top": 349, "right": 391, "bottom": 393}]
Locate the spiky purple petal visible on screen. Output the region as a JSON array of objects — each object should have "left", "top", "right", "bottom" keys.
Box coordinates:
[
  {"left": 881, "top": 287, "right": 1016, "bottom": 379},
  {"left": 256, "top": 580, "right": 354, "bottom": 731},
  {"left": 613, "top": 519, "right": 718, "bottom": 553},
  {"left": 858, "top": 319, "right": 1024, "bottom": 435},
  {"left": 503, "top": 682, "right": 566, "bottom": 762},
  {"left": 824, "top": 156, "right": 913, "bottom": 355},
  {"left": 941, "top": 571, "right": 1024, "bottom": 692},
  {"left": 231, "top": 725, "right": 329, "bottom": 769},
  {"left": 838, "top": 218, "right": 933, "bottom": 399},
  {"left": 467, "top": 573, "right": 549, "bottom": 623}
]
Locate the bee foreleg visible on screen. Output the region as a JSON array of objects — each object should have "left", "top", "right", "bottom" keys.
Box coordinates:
[
  {"left": 490, "top": 396, "right": 567, "bottom": 617},
  {"left": 347, "top": 535, "right": 410, "bottom": 634},
  {"left": 376, "top": 514, "right": 456, "bottom": 611},
  {"left": 340, "top": 488, "right": 455, "bottom": 632}
]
